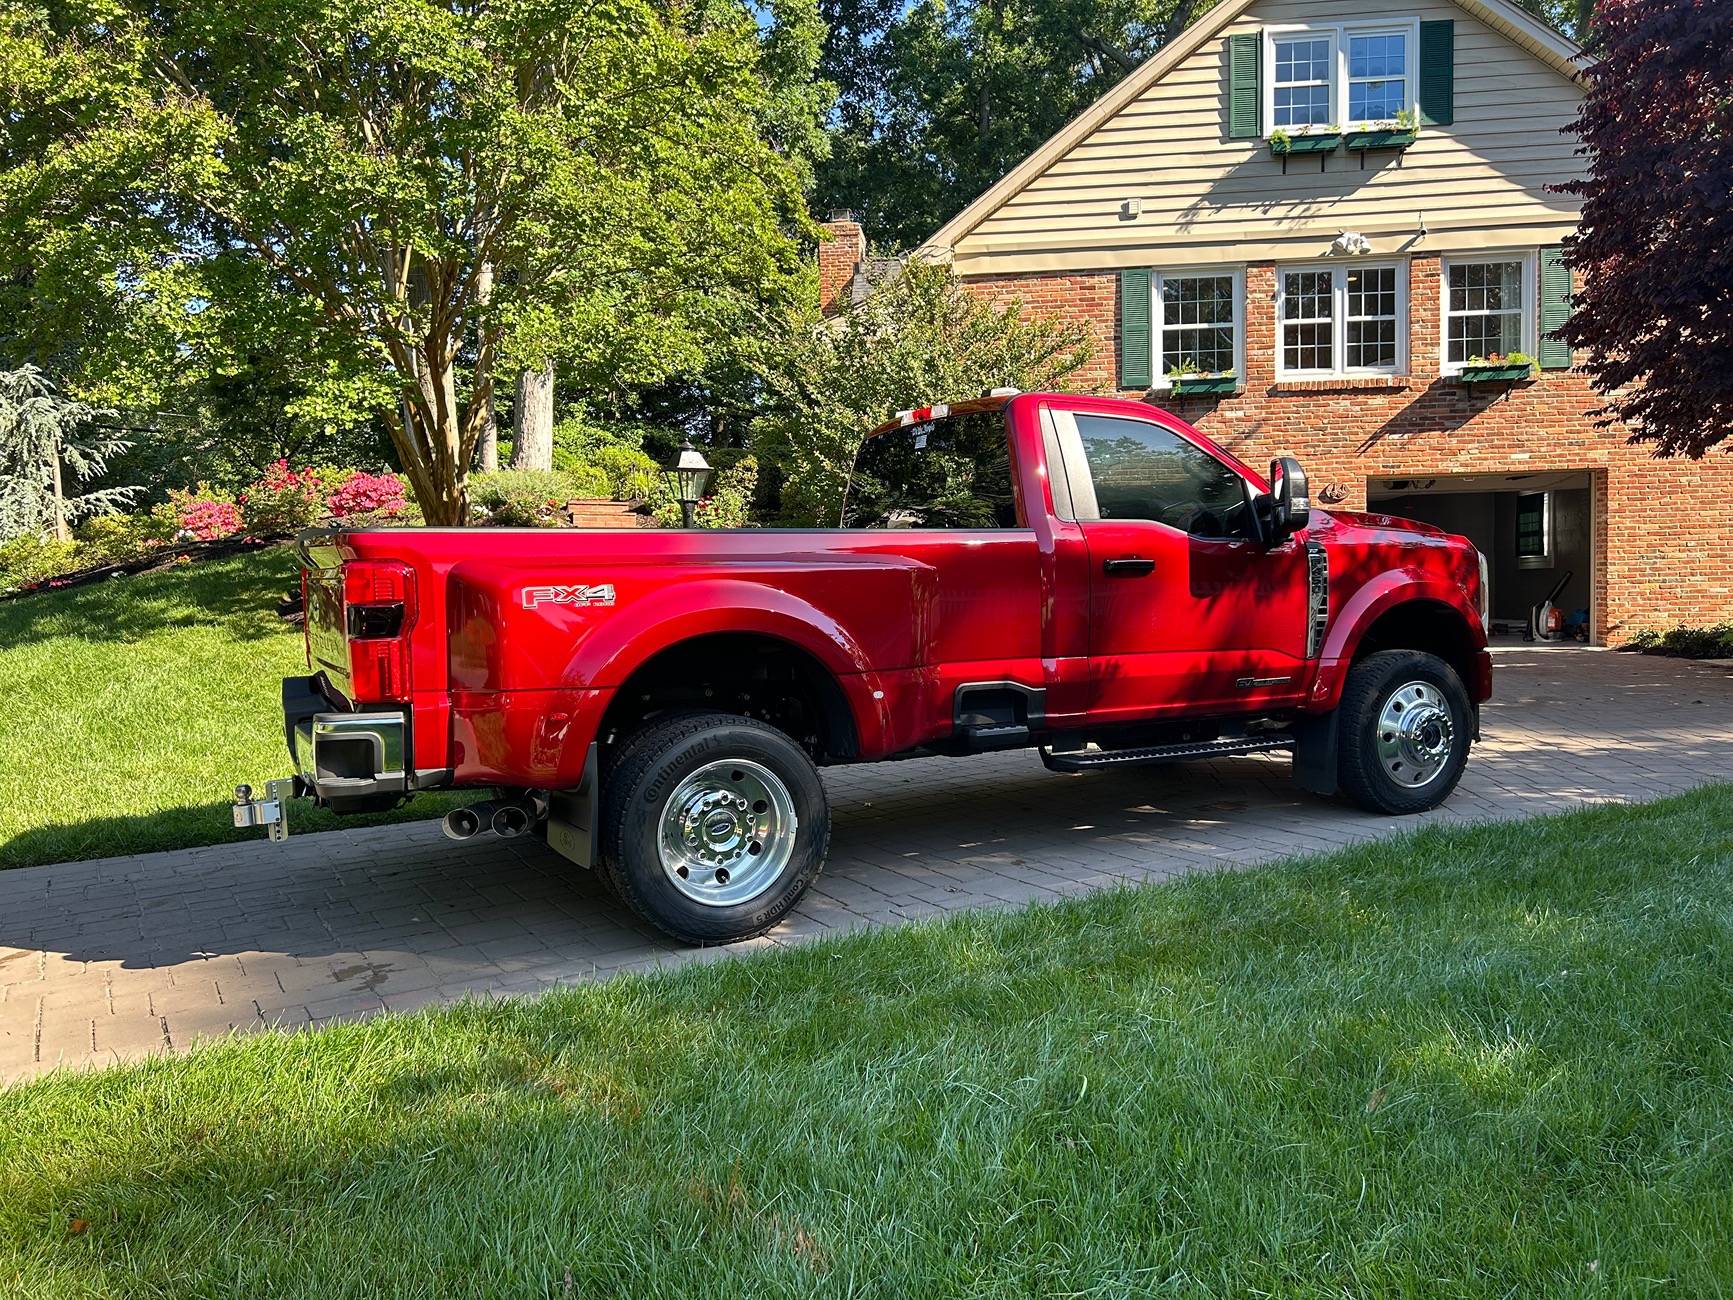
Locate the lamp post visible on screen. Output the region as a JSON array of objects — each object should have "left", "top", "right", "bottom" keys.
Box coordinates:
[{"left": 664, "top": 438, "right": 712, "bottom": 529}]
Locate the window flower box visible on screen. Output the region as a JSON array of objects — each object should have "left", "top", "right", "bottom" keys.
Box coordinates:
[
  {"left": 1456, "top": 361, "right": 1536, "bottom": 384},
  {"left": 1169, "top": 374, "right": 1239, "bottom": 396},
  {"left": 1269, "top": 131, "right": 1341, "bottom": 158},
  {"left": 1344, "top": 128, "right": 1417, "bottom": 152}
]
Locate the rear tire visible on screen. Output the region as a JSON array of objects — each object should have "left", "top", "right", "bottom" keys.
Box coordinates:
[
  {"left": 1337, "top": 650, "right": 1472, "bottom": 815},
  {"left": 600, "top": 712, "right": 830, "bottom": 944}
]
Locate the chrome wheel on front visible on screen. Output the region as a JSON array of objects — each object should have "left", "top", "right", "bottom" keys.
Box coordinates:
[
  {"left": 1375, "top": 681, "right": 1456, "bottom": 789},
  {"left": 657, "top": 759, "right": 799, "bottom": 907}
]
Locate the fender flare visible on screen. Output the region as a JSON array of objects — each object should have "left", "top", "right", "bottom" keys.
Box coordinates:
[{"left": 1312, "top": 573, "right": 1483, "bottom": 710}]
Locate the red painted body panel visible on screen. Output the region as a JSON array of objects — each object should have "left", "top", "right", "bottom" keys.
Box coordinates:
[{"left": 311, "top": 393, "right": 1488, "bottom": 790}]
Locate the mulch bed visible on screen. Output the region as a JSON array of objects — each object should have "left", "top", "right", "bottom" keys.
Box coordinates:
[{"left": 0, "top": 536, "right": 287, "bottom": 603}]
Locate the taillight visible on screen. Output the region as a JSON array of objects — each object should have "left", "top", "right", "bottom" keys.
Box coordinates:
[{"left": 343, "top": 560, "right": 416, "bottom": 704}]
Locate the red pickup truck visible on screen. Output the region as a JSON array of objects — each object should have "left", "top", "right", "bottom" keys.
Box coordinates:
[{"left": 238, "top": 391, "right": 1491, "bottom": 943}]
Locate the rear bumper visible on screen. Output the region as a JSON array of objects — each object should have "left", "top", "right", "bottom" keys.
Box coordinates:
[{"left": 282, "top": 675, "right": 410, "bottom": 803}]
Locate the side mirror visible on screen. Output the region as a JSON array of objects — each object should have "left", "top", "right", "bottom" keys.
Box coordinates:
[{"left": 1269, "top": 456, "right": 1311, "bottom": 538}]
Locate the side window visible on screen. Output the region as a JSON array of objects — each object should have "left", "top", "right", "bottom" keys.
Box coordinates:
[
  {"left": 1070, "top": 414, "right": 1251, "bottom": 539},
  {"left": 841, "top": 410, "right": 1020, "bottom": 529}
]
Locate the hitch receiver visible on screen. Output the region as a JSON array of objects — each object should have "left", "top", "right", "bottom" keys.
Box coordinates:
[{"left": 233, "top": 779, "right": 297, "bottom": 842}]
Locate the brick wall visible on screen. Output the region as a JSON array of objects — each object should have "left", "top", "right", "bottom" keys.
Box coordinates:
[
  {"left": 819, "top": 217, "right": 866, "bottom": 317},
  {"left": 965, "top": 257, "right": 1733, "bottom": 643}
]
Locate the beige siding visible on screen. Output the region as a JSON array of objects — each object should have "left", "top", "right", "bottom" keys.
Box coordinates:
[{"left": 949, "top": 0, "right": 1583, "bottom": 275}]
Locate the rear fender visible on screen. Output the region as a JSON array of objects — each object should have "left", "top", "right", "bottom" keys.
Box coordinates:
[{"left": 568, "top": 579, "right": 902, "bottom": 756}]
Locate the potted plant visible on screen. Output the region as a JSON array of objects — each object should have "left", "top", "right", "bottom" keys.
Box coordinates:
[
  {"left": 1456, "top": 351, "right": 1537, "bottom": 384},
  {"left": 1345, "top": 107, "right": 1419, "bottom": 152},
  {"left": 1269, "top": 124, "right": 1342, "bottom": 158},
  {"left": 1166, "top": 360, "right": 1238, "bottom": 395}
]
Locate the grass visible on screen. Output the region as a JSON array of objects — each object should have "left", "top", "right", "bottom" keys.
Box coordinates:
[
  {"left": 3, "top": 789, "right": 1731, "bottom": 1297},
  {"left": 0, "top": 547, "right": 455, "bottom": 870}
]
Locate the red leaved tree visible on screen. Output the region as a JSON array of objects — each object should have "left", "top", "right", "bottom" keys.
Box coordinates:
[{"left": 1559, "top": 0, "right": 1733, "bottom": 456}]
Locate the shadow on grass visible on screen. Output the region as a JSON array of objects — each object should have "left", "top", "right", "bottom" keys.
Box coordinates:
[{"left": 0, "top": 547, "right": 299, "bottom": 647}]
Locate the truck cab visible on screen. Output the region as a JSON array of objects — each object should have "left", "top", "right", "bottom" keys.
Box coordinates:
[{"left": 241, "top": 392, "right": 1491, "bottom": 943}]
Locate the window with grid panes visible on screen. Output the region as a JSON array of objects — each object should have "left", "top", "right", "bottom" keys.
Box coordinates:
[
  {"left": 1158, "top": 273, "right": 1238, "bottom": 378},
  {"left": 1444, "top": 258, "right": 1528, "bottom": 368}
]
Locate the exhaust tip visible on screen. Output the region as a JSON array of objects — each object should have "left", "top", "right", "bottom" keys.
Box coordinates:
[
  {"left": 442, "top": 806, "right": 484, "bottom": 841},
  {"left": 492, "top": 805, "right": 531, "bottom": 838}
]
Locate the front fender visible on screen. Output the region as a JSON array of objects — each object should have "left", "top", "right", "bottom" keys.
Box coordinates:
[{"left": 1309, "top": 573, "right": 1485, "bottom": 710}]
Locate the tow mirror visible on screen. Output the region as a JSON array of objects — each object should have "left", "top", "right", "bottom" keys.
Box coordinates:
[{"left": 1269, "top": 456, "right": 1310, "bottom": 538}]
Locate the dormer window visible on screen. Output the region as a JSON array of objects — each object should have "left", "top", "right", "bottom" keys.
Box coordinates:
[{"left": 1263, "top": 22, "right": 1419, "bottom": 132}]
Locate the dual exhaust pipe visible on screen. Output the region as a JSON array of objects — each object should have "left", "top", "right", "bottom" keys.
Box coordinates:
[{"left": 442, "top": 797, "right": 538, "bottom": 841}]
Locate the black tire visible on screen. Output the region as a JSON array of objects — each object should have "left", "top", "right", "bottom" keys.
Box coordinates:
[
  {"left": 600, "top": 711, "right": 830, "bottom": 944},
  {"left": 1337, "top": 649, "right": 1473, "bottom": 815}
]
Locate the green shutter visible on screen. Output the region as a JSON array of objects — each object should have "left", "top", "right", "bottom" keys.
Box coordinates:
[
  {"left": 1419, "top": 20, "right": 1455, "bottom": 127},
  {"left": 1539, "top": 246, "right": 1572, "bottom": 369},
  {"left": 1227, "top": 33, "right": 1261, "bottom": 140},
  {"left": 1118, "top": 268, "right": 1153, "bottom": 390}
]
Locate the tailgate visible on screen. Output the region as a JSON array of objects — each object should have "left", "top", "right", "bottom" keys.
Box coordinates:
[{"left": 300, "top": 534, "right": 354, "bottom": 703}]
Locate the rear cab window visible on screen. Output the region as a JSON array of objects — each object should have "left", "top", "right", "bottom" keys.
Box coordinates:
[{"left": 842, "top": 410, "right": 1021, "bottom": 529}]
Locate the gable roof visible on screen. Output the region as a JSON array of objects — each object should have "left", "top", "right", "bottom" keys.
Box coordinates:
[{"left": 921, "top": 0, "right": 1588, "bottom": 256}]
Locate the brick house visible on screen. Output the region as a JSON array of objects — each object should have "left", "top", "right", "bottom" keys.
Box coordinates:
[{"left": 822, "top": 0, "right": 1733, "bottom": 644}]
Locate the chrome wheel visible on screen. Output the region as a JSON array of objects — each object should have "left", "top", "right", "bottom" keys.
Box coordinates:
[
  {"left": 1375, "top": 680, "right": 1456, "bottom": 789},
  {"left": 657, "top": 759, "right": 799, "bottom": 907}
]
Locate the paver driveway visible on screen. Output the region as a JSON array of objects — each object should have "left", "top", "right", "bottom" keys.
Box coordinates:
[{"left": 4, "top": 645, "right": 1731, "bottom": 1082}]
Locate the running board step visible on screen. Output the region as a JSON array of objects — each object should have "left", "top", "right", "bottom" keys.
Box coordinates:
[{"left": 1040, "top": 735, "right": 1293, "bottom": 772}]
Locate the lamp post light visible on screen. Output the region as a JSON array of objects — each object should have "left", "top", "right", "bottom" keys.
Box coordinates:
[{"left": 664, "top": 438, "right": 712, "bottom": 529}]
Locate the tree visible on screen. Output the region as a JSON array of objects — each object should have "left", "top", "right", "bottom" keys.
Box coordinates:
[
  {"left": 1558, "top": 0, "right": 1733, "bottom": 457},
  {"left": 0, "top": 365, "right": 132, "bottom": 542},
  {"left": 816, "top": 0, "right": 1201, "bottom": 248},
  {"left": 0, "top": 0, "right": 826, "bottom": 523},
  {"left": 751, "top": 260, "right": 1095, "bottom": 523}
]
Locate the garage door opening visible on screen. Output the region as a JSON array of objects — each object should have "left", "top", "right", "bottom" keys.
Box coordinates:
[{"left": 1368, "top": 472, "right": 1596, "bottom": 643}]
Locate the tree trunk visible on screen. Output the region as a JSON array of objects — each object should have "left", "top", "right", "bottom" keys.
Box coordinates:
[
  {"left": 512, "top": 361, "right": 555, "bottom": 471},
  {"left": 49, "top": 446, "right": 67, "bottom": 542},
  {"left": 477, "top": 401, "right": 499, "bottom": 472}
]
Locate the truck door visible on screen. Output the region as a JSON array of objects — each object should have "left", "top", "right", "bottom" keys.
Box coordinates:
[{"left": 1050, "top": 407, "right": 1312, "bottom": 721}]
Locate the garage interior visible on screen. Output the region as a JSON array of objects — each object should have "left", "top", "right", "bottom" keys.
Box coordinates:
[{"left": 1368, "top": 472, "right": 1595, "bottom": 642}]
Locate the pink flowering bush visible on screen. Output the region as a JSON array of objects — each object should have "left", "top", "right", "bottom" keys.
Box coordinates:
[
  {"left": 169, "top": 487, "right": 244, "bottom": 541},
  {"left": 239, "top": 460, "right": 324, "bottom": 535},
  {"left": 327, "top": 470, "right": 410, "bottom": 521}
]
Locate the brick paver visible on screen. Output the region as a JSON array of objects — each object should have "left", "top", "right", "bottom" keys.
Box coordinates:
[{"left": 4, "top": 645, "right": 1731, "bottom": 1083}]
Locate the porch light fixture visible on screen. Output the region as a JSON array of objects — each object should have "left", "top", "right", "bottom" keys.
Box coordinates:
[{"left": 664, "top": 438, "right": 712, "bottom": 529}]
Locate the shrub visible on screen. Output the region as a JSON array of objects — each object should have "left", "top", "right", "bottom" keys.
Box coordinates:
[
  {"left": 73, "top": 508, "right": 179, "bottom": 566},
  {"left": 650, "top": 456, "right": 758, "bottom": 529},
  {"left": 1625, "top": 623, "right": 1733, "bottom": 659},
  {"left": 0, "top": 534, "right": 81, "bottom": 592},
  {"left": 238, "top": 459, "right": 324, "bottom": 535},
  {"left": 470, "top": 469, "right": 604, "bottom": 528},
  {"left": 170, "top": 486, "right": 244, "bottom": 541},
  {"left": 327, "top": 470, "right": 411, "bottom": 521}
]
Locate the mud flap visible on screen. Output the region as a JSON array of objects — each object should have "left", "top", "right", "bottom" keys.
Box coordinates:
[
  {"left": 1291, "top": 711, "right": 1340, "bottom": 797},
  {"left": 545, "top": 743, "right": 600, "bottom": 869}
]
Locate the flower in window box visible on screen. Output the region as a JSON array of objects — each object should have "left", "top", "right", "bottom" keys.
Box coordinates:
[
  {"left": 1457, "top": 351, "right": 1537, "bottom": 383},
  {"left": 1269, "top": 126, "right": 1341, "bottom": 157}
]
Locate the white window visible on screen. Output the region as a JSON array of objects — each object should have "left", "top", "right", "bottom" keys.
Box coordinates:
[
  {"left": 1152, "top": 270, "right": 1244, "bottom": 386},
  {"left": 1278, "top": 263, "right": 1407, "bottom": 377},
  {"left": 1442, "top": 254, "right": 1535, "bottom": 372},
  {"left": 1264, "top": 22, "right": 1418, "bottom": 134},
  {"left": 1272, "top": 33, "right": 1334, "bottom": 129}
]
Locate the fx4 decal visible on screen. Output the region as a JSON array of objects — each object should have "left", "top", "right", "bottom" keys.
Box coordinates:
[{"left": 522, "top": 583, "right": 617, "bottom": 609}]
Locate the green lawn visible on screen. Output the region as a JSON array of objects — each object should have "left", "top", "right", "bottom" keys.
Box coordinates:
[
  {"left": 0, "top": 548, "right": 454, "bottom": 870},
  {"left": 4, "top": 790, "right": 1730, "bottom": 1297}
]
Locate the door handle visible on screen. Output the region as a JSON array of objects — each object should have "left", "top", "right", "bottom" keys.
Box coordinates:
[{"left": 1103, "top": 557, "right": 1156, "bottom": 576}]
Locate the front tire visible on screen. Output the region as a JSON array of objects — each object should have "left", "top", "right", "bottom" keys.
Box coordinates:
[
  {"left": 600, "top": 712, "right": 830, "bottom": 944},
  {"left": 1337, "top": 650, "right": 1472, "bottom": 815}
]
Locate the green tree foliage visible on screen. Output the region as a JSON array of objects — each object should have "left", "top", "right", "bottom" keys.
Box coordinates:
[
  {"left": 751, "top": 260, "right": 1094, "bottom": 524},
  {"left": 0, "top": 0, "right": 826, "bottom": 524},
  {"left": 0, "top": 364, "right": 132, "bottom": 541}
]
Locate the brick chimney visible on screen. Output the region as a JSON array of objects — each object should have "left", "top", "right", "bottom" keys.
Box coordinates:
[{"left": 818, "top": 210, "right": 867, "bottom": 316}]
